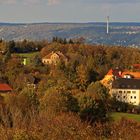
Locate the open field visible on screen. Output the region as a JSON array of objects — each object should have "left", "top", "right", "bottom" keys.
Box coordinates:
[
  {"left": 13, "top": 52, "right": 39, "bottom": 65},
  {"left": 16, "top": 52, "right": 39, "bottom": 58},
  {"left": 111, "top": 112, "right": 140, "bottom": 122}
]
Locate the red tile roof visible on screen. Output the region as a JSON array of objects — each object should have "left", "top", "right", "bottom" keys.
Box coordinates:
[
  {"left": 107, "top": 69, "right": 113, "bottom": 75},
  {"left": 0, "top": 84, "right": 12, "bottom": 92},
  {"left": 133, "top": 64, "right": 140, "bottom": 69},
  {"left": 107, "top": 69, "right": 122, "bottom": 77},
  {"left": 122, "top": 71, "right": 140, "bottom": 79}
]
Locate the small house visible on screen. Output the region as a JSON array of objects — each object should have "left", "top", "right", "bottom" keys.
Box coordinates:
[
  {"left": 42, "top": 51, "right": 68, "bottom": 65},
  {"left": 0, "top": 84, "right": 13, "bottom": 95}
]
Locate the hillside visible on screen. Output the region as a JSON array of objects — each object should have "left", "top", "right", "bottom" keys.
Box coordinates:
[{"left": 1, "top": 22, "right": 140, "bottom": 47}]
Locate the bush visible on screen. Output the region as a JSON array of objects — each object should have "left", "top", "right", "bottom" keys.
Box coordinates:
[
  {"left": 77, "top": 92, "right": 108, "bottom": 123},
  {"left": 40, "top": 88, "right": 79, "bottom": 115},
  {"left": 13, "top": 130, "right": 34, "bottom": 140}
]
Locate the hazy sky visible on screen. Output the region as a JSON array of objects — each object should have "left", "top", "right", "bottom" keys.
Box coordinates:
[{"left": 0, "top": 0, "right": 140, "bottom": 23}]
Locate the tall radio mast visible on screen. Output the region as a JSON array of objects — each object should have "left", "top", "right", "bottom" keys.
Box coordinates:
[{"left": 107, "top": 16, "right": 109, "bottom": 34}]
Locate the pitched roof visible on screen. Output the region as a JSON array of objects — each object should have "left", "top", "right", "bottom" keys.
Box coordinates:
[
  {"left": 107, "top": 69, "right": 113, "bottom": 75},
  {"left": 122, "top": 71, "right": 140, "bottom": 79},
  {"left": 107, "top": 69, "right": 122, "bottom": 77},
  {"left": 0, "top": 84, "right": 13, "bottom": 92},
  {"left": 43, "top": 52, "right": 53, "bottom": 59},
  {"left": 112, "top": 78, "right": 140, "bottom": 89},
  {"left": 43, "top": 51, "right": 67, "bottom": 60},
  {"left": 133, "top": 64, "right": 140, "bottom": 69}
]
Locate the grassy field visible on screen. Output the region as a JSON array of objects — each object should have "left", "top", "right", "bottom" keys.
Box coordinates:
[
  {"left": 111, "top": 112, "right": 140, "bottom": 122},
  {"left": 13, "top": 52, "right": 40, "bottom": 65},
  {"left": 16, "top": 52, "right": 39, "bottom": 58}
]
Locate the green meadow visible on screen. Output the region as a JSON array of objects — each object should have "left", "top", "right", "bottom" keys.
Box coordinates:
[
  {"left": 14, "top": 52, "right": 39, "bottom": 65},
  {"left": 111, "top": 112, "right": 140, "bottom": 122}
]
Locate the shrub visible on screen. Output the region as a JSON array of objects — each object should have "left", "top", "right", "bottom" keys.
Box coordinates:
[{"left": 40, "top": 88, "right": 79, "bottom": 115}]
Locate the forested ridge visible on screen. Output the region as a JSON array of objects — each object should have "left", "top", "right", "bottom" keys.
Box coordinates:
[{"left": 0, "top": 39, "right": 140, "bottom": 139}]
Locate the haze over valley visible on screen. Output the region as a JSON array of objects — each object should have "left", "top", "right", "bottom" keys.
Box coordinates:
[{"left": 1, "top": 22, "right": 140, "bottom": 47}]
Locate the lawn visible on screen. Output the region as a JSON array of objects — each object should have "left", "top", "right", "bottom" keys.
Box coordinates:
[
  {"left": 16, "top": 52, "right": 39, "bottom": 58},
  {"left": 111, "top": 112, "right": 140, "bottom": 122},
  {"left": 13, "top": 52, "right": 40, "bottom": 65}
]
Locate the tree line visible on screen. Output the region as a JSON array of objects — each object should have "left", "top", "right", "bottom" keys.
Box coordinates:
[{"left": 0, "top": 39, "right": 140, "bottom": 139}]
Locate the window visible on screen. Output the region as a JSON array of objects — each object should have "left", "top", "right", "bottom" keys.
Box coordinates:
[
  {"left": 131, "top": 96, "right": 133, "bottom": 99},
  {"left": 118, "top": 96, "right": 120, "bottom": 99},
  {"left": 122, "top": 85, "right": 125, "bottom": 88},
  {"left": 123, "top": 96, "right": 126, "bottom": 98},
  {"left": 134, "top": 96, "right": 136, "bottom": 99},
  {"left": 127, "top": 85, "right": 130, "bottom": 88},
  {"left": 127, "top": 91, "right": 131, "bottom": 93},
  {"left": 132, "top": 91, "right": 136, "bottom": 94},
  {"left": 134, "top": 85, "right": 137, "bottom": 88},
  {"left": 119, "top": 91, "right": 122, "bottom": 93}
]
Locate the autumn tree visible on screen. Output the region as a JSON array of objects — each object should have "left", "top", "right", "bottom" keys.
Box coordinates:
[{"left": 41, "top": 87, "right": 79, "bottom": 115}]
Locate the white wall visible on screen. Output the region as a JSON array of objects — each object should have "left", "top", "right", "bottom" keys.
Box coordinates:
[{"left": 111, "top": 89, "right": 140, "bottom": 106}]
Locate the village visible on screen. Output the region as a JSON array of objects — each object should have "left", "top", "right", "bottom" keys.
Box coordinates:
[
  {"left": 102, "top": 65, "right": 140, "bottom": 106},
  {"left": 1, "top": 0, "right": 140, "bottom": 139},
  {"left": 0, "top": 40, "right": 139, "bottom": 138},
  {"left": 1, "top": 48, "right": 140, "bottom": 108}
]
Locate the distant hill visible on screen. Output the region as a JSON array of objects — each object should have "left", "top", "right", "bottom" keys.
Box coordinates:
[{"left": 0, "top": 22, "right": 140, "bottom": 47}]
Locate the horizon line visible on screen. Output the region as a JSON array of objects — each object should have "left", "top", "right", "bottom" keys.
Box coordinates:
[{"left": 1, "top": 21, "right": 140, "bottom": 25}]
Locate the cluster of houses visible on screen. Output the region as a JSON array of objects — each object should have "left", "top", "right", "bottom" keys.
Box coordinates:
[
  {"left": 1, "top": 50, "right": 140, "bottom": 107},
  {"left": 0, "top": 74, "right": 38, "bottom": 99},
  {"left": 0, "top": 51, "right": 66, "bottom": 98},
  {"left": 102, "top": 65, "right": 140, "bottom": 106},
  {"left": 42, "top": 51, "right": 140, "bottom": 106}
]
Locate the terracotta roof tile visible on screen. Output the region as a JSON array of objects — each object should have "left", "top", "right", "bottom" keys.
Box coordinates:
[
  {"left": 107, "top": 69, "right": 122, "bottom": 77},
  {"left": 107, "top": 69, "right": 113, "bottom": 75},
  {"left": 133, "top": 64, "right": 140, "bottom": 69},
  {"left": 122, "top": 71, "right": 140, "bottom": 79},
  {"left": 0, "top": 84, "right": 13, "bottom": 91}
]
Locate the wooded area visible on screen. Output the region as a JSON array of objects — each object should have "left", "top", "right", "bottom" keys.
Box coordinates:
[{"left": 0, "top": 39, "right": 140, "bottom": 139}]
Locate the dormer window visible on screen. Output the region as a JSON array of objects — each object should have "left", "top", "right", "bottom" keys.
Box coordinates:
[
  {"left": 134, "top": 85, "right": 137, "bottom": 88},
  {"left": 122, "top": 85, "right": 125, "bottom": 88}
]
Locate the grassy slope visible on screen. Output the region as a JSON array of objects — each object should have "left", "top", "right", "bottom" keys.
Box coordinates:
[
  {"left": 14, "top": 52, "right": 39, "bottom": 65},
  {"left": 111, "top": 112, "right": 140, "bottom": 122},
  {"left": 16, "top": 52, "right": 39, "bottom": 58}
]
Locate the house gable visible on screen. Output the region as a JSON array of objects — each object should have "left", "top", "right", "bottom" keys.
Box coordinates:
[{"left": 42, "top": 51, "right": 67, "bottom": 65}]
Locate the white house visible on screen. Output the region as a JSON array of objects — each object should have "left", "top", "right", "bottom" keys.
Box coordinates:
[{"left": 111, "top": 78, "right": 140, "bottom": 106}]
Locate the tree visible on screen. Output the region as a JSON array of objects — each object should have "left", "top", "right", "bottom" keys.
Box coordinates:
[
  {"left": 77, "top": 92, "right": 108, "bottom": 123},
  {"left": 8, "top": 40, "right": 15, "bottom": 53},
  {"left": 76, "top": 64, "right": 89, "bottom": 91},
  {"left": 3, "top": 50, "right": 11, "bottom": 63},
  {"left": 87, "top": 81, "right": 109, "bottom": 101},
  {"left": 69, "top": 39, "right": 74, "bottom": 44},
  {"left": 41, "top": 88, "right": 79, "bottom": 114},
  {"left": 32, "top": 55, "right": 42, "bottom": 67},
  {"left": 75, "top": 82, "right": 110, "bottom": 122}
]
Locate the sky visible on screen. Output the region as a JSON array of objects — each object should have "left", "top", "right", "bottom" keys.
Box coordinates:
[{"left": 0, "top": 0, "right": 140, "bottom": 23}]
